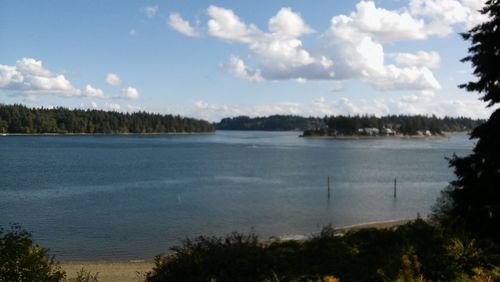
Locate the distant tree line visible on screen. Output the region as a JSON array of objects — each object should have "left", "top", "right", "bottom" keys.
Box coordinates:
[
  {"left": 0, "top": 104, "right": 214, "bottom": 134},
  {"left": 216, "top": 115, "right": 326, "bottom": 131},
  {"left": 304, "top": 114, "right": 483, "bottom": 136},
  {"left": 215, "top": 114, "right": 483, "bottom": 135}
]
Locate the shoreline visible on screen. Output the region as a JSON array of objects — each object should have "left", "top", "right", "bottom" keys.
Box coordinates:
[
  {"left": 0, "top": 132, "right": 215, "bottom": 137},
  {"left": 301, "top": 133, "right": 451, "bottom": 140},
  {"left": 60, "top": 218, "right": 415, "bottom": 282}
]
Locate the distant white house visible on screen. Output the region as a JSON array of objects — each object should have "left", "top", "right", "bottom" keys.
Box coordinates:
[
  {"left": 382, "top": 128, "right": 395, "bottom": 135},
  {"left": 359, "top": 128, "right": 380, "bottom": 135}
]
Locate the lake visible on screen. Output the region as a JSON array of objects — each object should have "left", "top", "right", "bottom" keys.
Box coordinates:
[{"left": 0, "top": 131, "right": 474, "bottom": 260}]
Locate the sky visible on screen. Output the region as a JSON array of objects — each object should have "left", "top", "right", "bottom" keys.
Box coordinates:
[{"left": 0, "top": 0, "right": 494, "bottom": 121}]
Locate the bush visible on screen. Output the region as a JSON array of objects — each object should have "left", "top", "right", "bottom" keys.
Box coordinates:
[
  {"left": 147, "top": 233, "right": 272, "bottom": 282},
  {"left": 146, "top": 220, "right": 489, "bottom": 281},
  {"left": 68, "top": 268, "right": 99, "bottom": 282},
  {"left": 0, "top": 224, "right": 65, "bottom": 282}
]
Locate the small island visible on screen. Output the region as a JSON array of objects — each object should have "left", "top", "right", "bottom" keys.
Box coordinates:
[
  {"left": 301, "top": 115, "right": 483, "bottom": 138},
  {"left": 214, "top": 114, "right": 483, "bottom": 138}
]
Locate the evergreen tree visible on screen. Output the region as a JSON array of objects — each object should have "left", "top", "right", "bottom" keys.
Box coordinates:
[
  {"left": 0, "top": 104, "right": 215, "bottom": 134},
  {"left": 434, "top": 1, "right": 500, "bottom": 239}
]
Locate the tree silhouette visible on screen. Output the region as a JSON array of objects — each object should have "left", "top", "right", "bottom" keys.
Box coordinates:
[{"left": 435, "top": 0, "right": 500, "bottom": 239}]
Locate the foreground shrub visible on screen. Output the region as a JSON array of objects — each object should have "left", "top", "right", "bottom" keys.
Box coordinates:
[
  {"left": 146, "top": 219, "right": 494, "bottom": 281},
  {"left": 0, "top": 224, "right": 65, "bottom": 282},
  {"left": 68, "top": 268, "right": 99, "bottom": 282},
  {"left": 146, "top": 233, "right": 272, "bottom": 282}
]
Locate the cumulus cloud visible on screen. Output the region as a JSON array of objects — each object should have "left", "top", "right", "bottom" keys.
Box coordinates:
[
  {"left": 342, "top": 1, "right": 427, "bottom": 43},
  {"left": 188, "top": 97, "right": 393, "bottom": 121},
  {"left": 207, "top": 6, "right": 334, "bottom": 81},
  {"left": 207, "top": 5, "right": 263, "bottom": 43},
  {"left": 84, "top": 84, "right": 104, "bottom": 98},
  {"left": 222, "top": 56, "right": 263, "bottom": 82},
  {"left": 202, "top": 3, "right": 446, "bottom": 90},
  {"left": 107, "top": 103, "right": 122, "bottom": 111},
  {"left": 0, "top": 58, "right": 81, "bottom": 97},
  {"left": 268, "top": 8, "right": 313, "bottom": 37},
  {"left": 77, "top": 101, "right": 146, "bottom": 112},
  {"left": 409, "top": 0, "right": 489, "bottom": 36},
  {"left": 167, "top": 1, "right": 488, "bottom": 92},
  {"left": 105, "top": 73, "right": 121, "bottom": 86},
  {"left": 121, "top": 86, "right": 140, "bottom": 100},
  {"left": 320, "top": 12, "right": 442, "bottom": 91},
  {"left": 394, "top": 51, "right": 440, "bottom": 68},
  {"left": 142, "top": 5, "right": 159, "bottom": 19},
  {"left": 169, "top": 13, "right": 199, "bottom": 37},
  {"left": 185, "top": 95, "right": 491, "bottom": 122}
]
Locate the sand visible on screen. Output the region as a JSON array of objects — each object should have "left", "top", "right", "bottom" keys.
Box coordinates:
[
  {"left": 333, "top": 218, "right": 414, "bottom": 233},
  {"left": 61, "top": 260, "right": 154, "bottom": 282}
]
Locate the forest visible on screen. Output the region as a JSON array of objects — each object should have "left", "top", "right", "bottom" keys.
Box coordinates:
[
  {"left": 303, "top": 115, "right": 483, "bottom": 137},
  {"left": 0, "top": 104, "right": 215, "bottom": 134},
  {"left": 215, "top": 114, "right": 483, "bottom": 136},
  {"left": 216, "top": 115, "right": 324, "bottom": 131}
]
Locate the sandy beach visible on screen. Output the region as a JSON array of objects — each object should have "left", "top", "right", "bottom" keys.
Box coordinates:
[
  {"left": 61, "top": 260, "right": 154, "bottom": 282},
  {"left": 60, "top": 218, "right": 415, "bottom": 282}
]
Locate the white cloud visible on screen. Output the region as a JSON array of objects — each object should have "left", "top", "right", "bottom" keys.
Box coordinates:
[
  {"left": 193, "top": 1, "right": 488, "bottom": 92},
  {"left": 107, "top": 103, "right": 121, "bottom": 111},
  {"left": 106, "top": 73, "right": 121, "bottom": 86},
  {"left": 364, "top": 65, "right": 441, "bottom": 91},
  {"left": 207, "top": 5, "right": 263, "bottom": 43},
  {"left": 129, "top": 29, "right": 137, "bottom": 37},
  {"left": 222, "top": 56, "right": 263, "bottom": 82},
  {"left": 142, "top": 5, "right": 159, "bottom": 19},
  {"left": 168, "top": 13, "right": 199, "bottom": 37},
  {"left": 77, "top": 101, "right": 146, "bottom": 112},
  {"left": 394, "top": 51, "right": 440, "bottom": 68},
  {"left": 201, "top": 3, "right": 447, "bottom": 90},
  {"left": 344, "top": 1, "right": 427, "bottom": 43},
  {"left": 84, "top": 84, "right": 104, "bottom": 98},
  {"left": 185, "top": 95, "right": 491, "bottom": 122},
  {"left": 410, "top": 0, "right": 489, "bottom": 36},
  {"left": 206, "top": 6, "right": 333, "bottom": 82},
  {"left": 0, "top": 58, "right": 81, "bottom": 97},
  {"left": 121, "top": 86, "right": 140, "bottom": 100},
  {"left": 268, "top": 8, "right": 313, "bottom": 37},
  {"left": 320, "top": 13, "right": 442, "bottom": 91},
  {"left": 187, "top": 97, "right": 391, "bottom": 121}
]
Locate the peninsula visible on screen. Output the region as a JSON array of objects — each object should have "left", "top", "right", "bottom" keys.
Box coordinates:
[{"left": 0, "top": 104, "right": 214, "bottom": 134}]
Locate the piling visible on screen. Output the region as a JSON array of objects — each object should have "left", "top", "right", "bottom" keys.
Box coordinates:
[
  {"left": 393, "top": 178, "right": 397, "bottom": 198},
  {"left": 328, "top": 176, "right": 331, "bottom": 199}
]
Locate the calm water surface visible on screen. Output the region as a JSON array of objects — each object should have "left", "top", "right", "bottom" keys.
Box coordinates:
[{"left": 0, "top": 131, "right": 474, "bottom": 260}]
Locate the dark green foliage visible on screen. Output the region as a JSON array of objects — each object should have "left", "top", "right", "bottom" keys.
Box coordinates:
[
  {"left": 434, "top": 0, "right": 500, "bottom": 243},
  {"left": 216, "top": 115, "right": 325, "bottom": 131},
  {"left": 0, "top": 224, "right": 65, "bottom": 282},
  {"left": 146, "top": 233, "right": 272, "bottom": 282},
  {"left": 216, "top": 114, "right": 482, "bottom": 134},
  {"left": 146, "top": 220, "right": 488, "bottom": 282},
  {"left": 305, "top": 115, "right": 482, "bottom": 136},
  {"left": 0, "top": 104, "right": 214, "bottom": 134}
]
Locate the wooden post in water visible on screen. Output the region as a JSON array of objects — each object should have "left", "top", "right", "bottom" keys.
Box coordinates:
[
  {"left": 393, "top": 178, "right": 397, "bottom": 198},
  {"left": 328, "top": 176, "right": 331, "bottom": 199}
]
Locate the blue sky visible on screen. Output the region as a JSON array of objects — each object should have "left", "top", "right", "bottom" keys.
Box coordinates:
[{"left": 0, "top": 0, "right": 492, "bottom": 121}]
